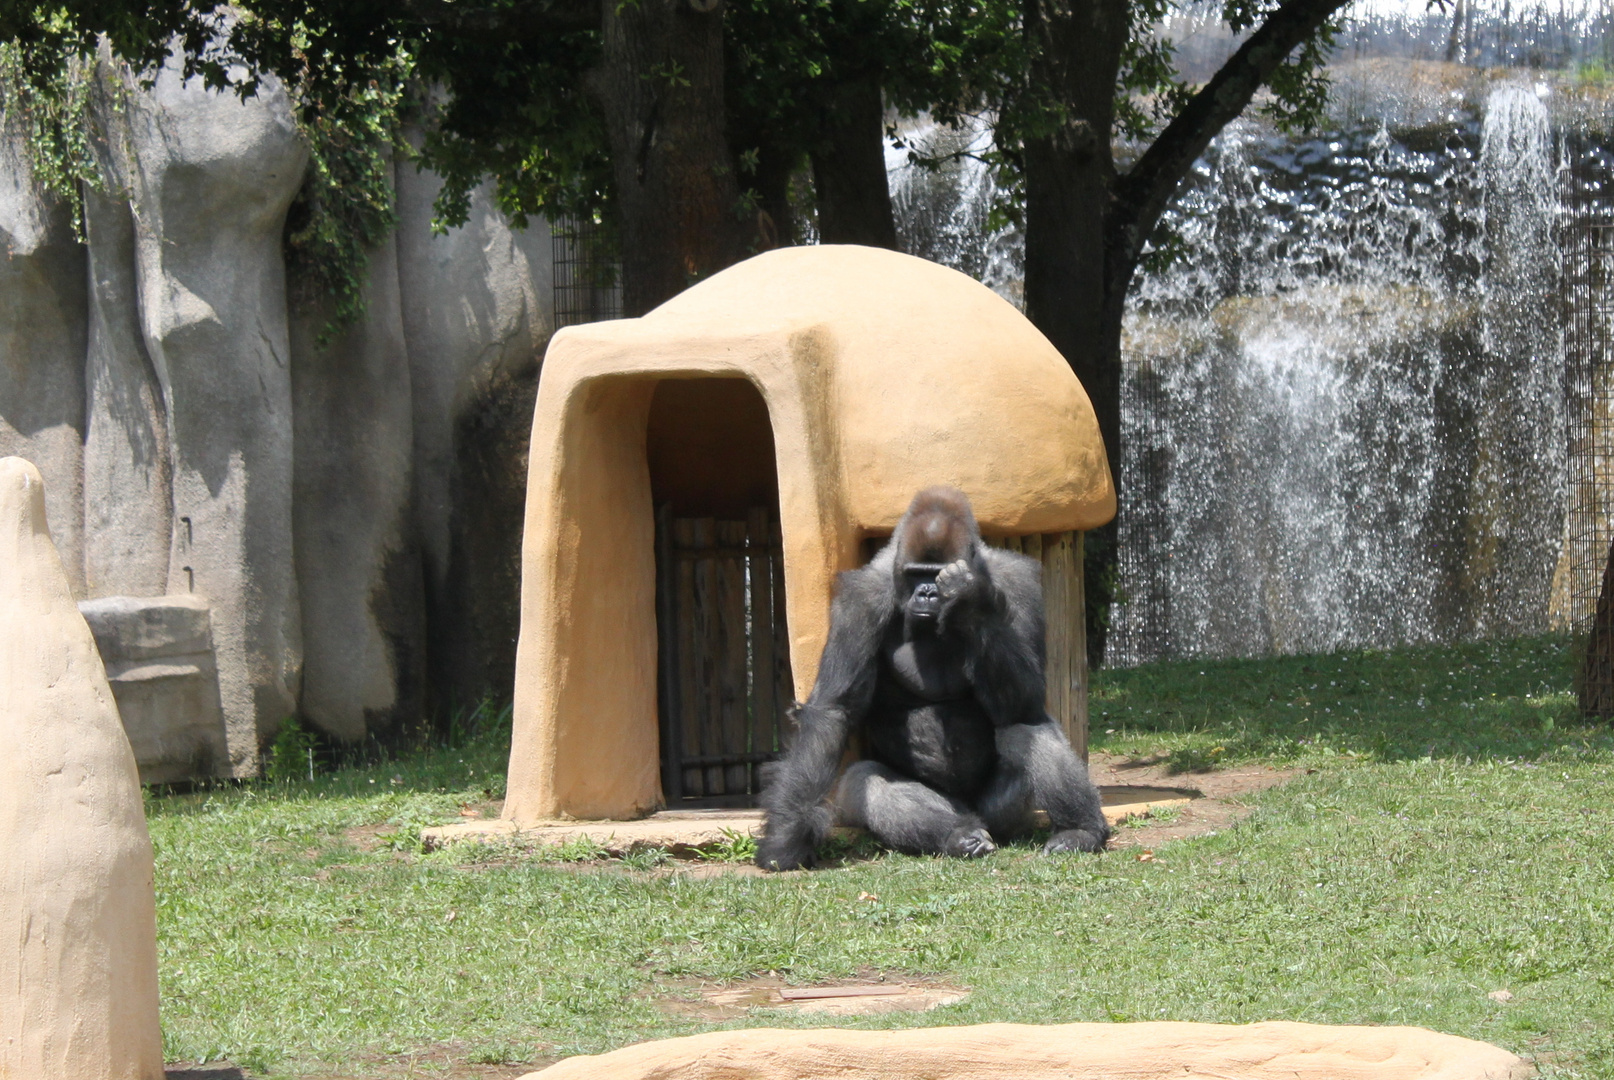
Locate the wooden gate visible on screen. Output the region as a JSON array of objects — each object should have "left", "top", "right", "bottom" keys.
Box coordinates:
[{"left": 656, "top": 506, "right": 794, "bottom": 807}]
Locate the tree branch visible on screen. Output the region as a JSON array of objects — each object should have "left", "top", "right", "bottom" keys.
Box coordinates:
[{"left": 1110, "top": 0, "right": 1351, "bottom": 273}]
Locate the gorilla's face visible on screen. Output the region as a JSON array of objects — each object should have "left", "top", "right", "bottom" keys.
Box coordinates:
[
  {"left": 902, "top": 563, "right": 947, "bottom": 622},
  {"left": 892, "top": 486, "right": 979, "bottom": 630}
]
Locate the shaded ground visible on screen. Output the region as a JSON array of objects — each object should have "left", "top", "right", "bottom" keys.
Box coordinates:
[
  {"left": 652, "top": 970, "right": 969, "bottom": 1021},
  {"left": 1088, "top": 752, "right": 1302, "bottom": 847}
]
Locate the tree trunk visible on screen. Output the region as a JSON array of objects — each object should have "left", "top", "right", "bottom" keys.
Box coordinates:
[
  {"left": 1019, "top": 0, "right": 1352, "bottom": 665},
  {"left": 590, "top": 0, "right": 752, "bottom": 316},
  {"left": 1020, "top": 0, "right": 1129, "bottom": 664},
  {"left": 809, "top": 75, "right": 898, "bottom": 248},
  {"left": 1582, "top": 532, "right": 1614, "bottom": 717}
]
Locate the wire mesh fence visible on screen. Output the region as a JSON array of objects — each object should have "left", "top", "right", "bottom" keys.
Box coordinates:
[
  {"left": 1109, "top": 360, "right": 1174, "bottom": 668},
  {"left": 551, "top": 213, "right": 622, "bottom": 328}
]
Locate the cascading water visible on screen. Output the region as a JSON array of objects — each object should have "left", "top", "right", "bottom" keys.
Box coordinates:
[
  {"left": 885, "top": 66, "right": 1581, "bottom": 665},
  {"left": 1109, "top": 84, "right": 1565, "bottom": 664},
  {"left": 886, "top": 118, "right": 1023, "bottom": 305}
]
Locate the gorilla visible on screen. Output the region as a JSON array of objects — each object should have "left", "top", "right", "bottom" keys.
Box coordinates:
[{"left": 756, "top": 485, "right": 1110, "bottom": 871}]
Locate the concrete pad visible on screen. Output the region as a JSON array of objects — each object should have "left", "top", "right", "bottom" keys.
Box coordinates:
[
  {"left": 660, "top": 976, "right": 969, "bottom": 1020},
  {"left": 518, "top": 1021, "right": 1531, "bottom": 1080},
  {"left": 420, "top": 786, "right": 1195, "bottom": 853}
]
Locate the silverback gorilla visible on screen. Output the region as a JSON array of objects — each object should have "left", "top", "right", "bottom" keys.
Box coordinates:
[{"left": 756, "top": 486, "right": 1110, "bottom": 871}]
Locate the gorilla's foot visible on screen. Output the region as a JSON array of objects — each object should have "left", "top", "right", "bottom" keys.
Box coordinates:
[
  {"left": 945, "top": 826, "right": 997, "bottom": 859},
  {"left": 1042, "top": 828, "right": 1107, "bottom": 855}
]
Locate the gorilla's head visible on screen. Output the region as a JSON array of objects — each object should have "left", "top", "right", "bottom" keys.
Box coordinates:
[{"left": 892, "top": 486, "right": 979, "bottom": 624}]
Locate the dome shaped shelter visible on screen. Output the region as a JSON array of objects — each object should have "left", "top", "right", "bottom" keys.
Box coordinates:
[{"left": 505, "top": 245, "right": 1114, "bottom": 824}]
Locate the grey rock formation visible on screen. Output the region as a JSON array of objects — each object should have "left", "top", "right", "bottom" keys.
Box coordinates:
[
  {"left": 119, "top": 58, "right": 308, "bottom": 774},
  {"left": 0, "top": 125, "right": 88, "bottom": 594},
  {"left": 82, "top": 187, "right": 171, "bottom": 599},
  {"left": 0, "top": 63, "right": 554, "bottom": 773},
  {"left": 78, "top": 595, "right": 228, "bottom": 784},
  {"left": 396, "top": 151, "right": 553, "bottom": 704},
  {"left": 291, "top": 171, "right": 424, "bottom": 744}
]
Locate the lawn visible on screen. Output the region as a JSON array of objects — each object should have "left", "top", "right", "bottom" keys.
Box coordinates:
[{"left": 147, "top": 635, "right": 1614, "bottom": 1078}]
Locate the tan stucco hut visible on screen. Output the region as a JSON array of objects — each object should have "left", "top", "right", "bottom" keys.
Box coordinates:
[{"left": 504, "top": 245, "right": 1114, "bottom": 824}]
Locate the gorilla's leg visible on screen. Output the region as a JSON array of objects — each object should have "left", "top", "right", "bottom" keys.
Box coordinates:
[
  {"left": 834, "top": 760, "right": 997, "bottom": 857},
  {"left": 987, "top": 721, "right": 1111, "bottom": 854},
  {"left": 975, "top": 758, "right": 1037, "bottom": 842}
]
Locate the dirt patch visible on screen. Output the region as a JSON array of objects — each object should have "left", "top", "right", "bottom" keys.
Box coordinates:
[
  {"left": 343, "top": 823, "right": 399, "bottom": 853},
  {"left": 167, "top": 1065, "right": 248, "bottom": 1080},
  {"left": 1089, "top": 754, "right": 1302, "bottom": 848},
  {"left": 654, "top": 972, "right": 969, "bottom": 1021}
]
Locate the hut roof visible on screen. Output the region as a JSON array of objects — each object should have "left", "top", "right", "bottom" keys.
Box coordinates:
[{"left": 556, "top": 244, "right": 1114, "bottom": 534}]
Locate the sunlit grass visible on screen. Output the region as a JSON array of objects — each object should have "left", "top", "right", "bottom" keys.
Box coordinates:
[{"left": 148, "top": 635, "right": 1614, "bottom": 1078}]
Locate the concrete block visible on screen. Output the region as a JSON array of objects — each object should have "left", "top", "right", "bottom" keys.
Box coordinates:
[{"left": 79, "top": 594, "right": 228, "bottom": 784}]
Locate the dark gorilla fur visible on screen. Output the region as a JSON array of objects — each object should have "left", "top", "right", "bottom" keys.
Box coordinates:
[{"left": 756, "top": 485, "right": 1111, "bottom": 871}]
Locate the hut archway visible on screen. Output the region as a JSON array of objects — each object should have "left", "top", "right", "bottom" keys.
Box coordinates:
[{"left": 647, "top": 379, "right": 793, "bottom": 807}]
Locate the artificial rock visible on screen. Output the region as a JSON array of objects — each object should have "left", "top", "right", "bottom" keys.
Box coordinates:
[
  {"left": 506, "top": 244, "right": 1114, "bottom": 822},
  {"left": 291, "top": 170, "right": 423, "bottom": 744},
  {"left": 78, "top": 594, "right": 228, "bottom": 784},
  {"left": 0, "top": 55, "right": 556, "bottom": 769},
  {"left": 521, "top": 1021, "right": 1532, "bottom": 1080},
  {"left": 82, "top": 185, "right": 172, "bottom": 600},
  {"left": 0, "top": 122, "right": 88, "bottom": 594},
  {"left": 118, "top": 54, "right": 309, "bottom": 773},
  {"left": 395, "top": 143, "right": 554, "bottom": 705},
  {"left": 0, "top": 457, "right": 163, "bottom": 1080}
]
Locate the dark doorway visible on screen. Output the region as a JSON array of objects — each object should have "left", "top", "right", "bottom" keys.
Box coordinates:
[{"left": 648, "top": 380, "right": 794, "bottom": 807}]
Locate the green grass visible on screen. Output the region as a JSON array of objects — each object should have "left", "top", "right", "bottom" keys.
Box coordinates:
[{"left": 147, "top": 635, "right": 1614, "bottom": 1078}]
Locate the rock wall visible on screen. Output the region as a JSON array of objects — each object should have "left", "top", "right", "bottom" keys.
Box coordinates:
[
  {"left": 0, "top": 65, "right": 553, "bottom": 771},
  {"left": 290, "top": 169, "right": 424, "bottom": 745},
  {"left": 395, "top": 141, "right": 552, "bottom": 712},
  {"left": 118, "top": 55, "right": 310, "bottom": 774},
  {"left": 0, "top": 123, "right": 88, "bottom": 595}
]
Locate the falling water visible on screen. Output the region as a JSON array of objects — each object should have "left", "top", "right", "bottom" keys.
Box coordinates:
[
  {"left": 1106, "top": 85, "right": 1566, "bottom": 663},
  {"left": 885, "top": 73, "right": 1581, "bottom": 664}
]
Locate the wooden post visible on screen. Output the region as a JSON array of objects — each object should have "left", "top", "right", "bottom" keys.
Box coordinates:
[{"left": 1041, "top": 531, "right": 1088, "bottom": 762}]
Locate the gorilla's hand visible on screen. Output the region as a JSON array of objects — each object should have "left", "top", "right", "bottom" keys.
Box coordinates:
[
  {"left": 936, "top": 558, "right": 976, "bottom": 601},
  {"left": 935, "top": 558, "right": 980, "bottom": 633},
  {"left": 1043, "top": 828, "right": 1107, "bottom": 855},
  {"left": 755, "top": 803, "right": 831, "bottom": 871}
]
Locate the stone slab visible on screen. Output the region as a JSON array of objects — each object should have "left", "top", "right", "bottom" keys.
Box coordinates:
[
  {"left": 518, "top": 1021, "right": 1531, "bottom": 1080},
  {"left": 78, "top": 594, "right": 227, "bottom": 784},
  {"left": 421, "top": 786, "right": 1194, "bottom": 853}
]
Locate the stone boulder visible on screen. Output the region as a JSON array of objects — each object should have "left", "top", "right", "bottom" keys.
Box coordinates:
[
  {"left": 520, "top": 1021, "right": 1531, "bottom": 1080},
  {"left": 0, "top": 457, "right": 163, "bottom": 1080}
]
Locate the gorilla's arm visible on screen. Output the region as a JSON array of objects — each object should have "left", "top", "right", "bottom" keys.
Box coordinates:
[
  {"left": 942, "top": 546, "right": 1049, "bottom": 727},
  {"left": 756, "top": 562, "right": 890, "bottom": 871}
]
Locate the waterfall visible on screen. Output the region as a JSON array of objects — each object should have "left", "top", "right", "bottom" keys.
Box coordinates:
[
  {"left": 1110, "top": 85, "right": 1567, "bottom": 664},
  {"left": 885, "top": 75, "right": 1579, "bottom": 665}
]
